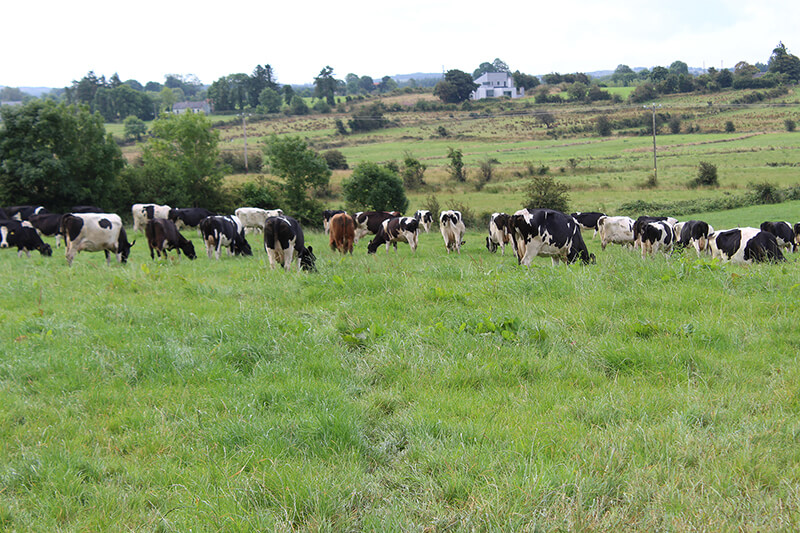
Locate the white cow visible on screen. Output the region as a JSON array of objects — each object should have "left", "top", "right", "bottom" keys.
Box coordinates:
[
  {"left": 62, "top": 213, "right": 135, "bottom": 266},
  {"left": 132, "top": 203, "right": 171, "bottom": 233},
  {"left": 597, "top": 216, "right": 635, "bottom": 250},
  {"left": 235, "top": 207, "right": 284, "bottom": 234},
  {"left": 440, "top": 210, "right": 466, "bottom": 254}
]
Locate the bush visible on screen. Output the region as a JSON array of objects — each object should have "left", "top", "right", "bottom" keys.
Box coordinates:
[
  {"left": 523, "top": 175, "right": 570, "bottom": 213},
  {"left": 668, "top": 117, "right": 682, "bottom": 134},
  {"left": 447, "top": 147, "right": 467, "bottom": 182},
  {"left": 322, "top": 150, "right": 348, "bottom": 170},
  {"left": 401, "top": 152, "right": 426, "bottom": 190},
  {"left": 342, "top": 162, "right": 408, "bottom": 212},
  {"left": 786, "top": 119, "right": 797, "bottom": 132},
  {"left": 725, "top": 120, "right": 736, "bottom": 133},
  {"left": 349, "top": 103, "right": 388, "bottom": 132},
  {"left": 689, "top": 161, "right": 719, "bottom": 188},
  {"left": 220, "top": 150, "right": 263, "bottom": 173},
  {"left": 596, "top": 115, "right": 612, "bottom": 137},
  {"left": 313, "top": 100, "right": 332, "bottom": 113},
  {"left": 749, "top": 181, "right": 781, "bottom": 204}
]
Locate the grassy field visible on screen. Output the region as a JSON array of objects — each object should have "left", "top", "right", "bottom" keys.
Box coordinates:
[{"left": 1, "top": 198, "right": 800, "bottom": 530}]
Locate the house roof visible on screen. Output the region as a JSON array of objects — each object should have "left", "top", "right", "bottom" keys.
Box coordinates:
[{"left": 173, "top": 101, "right": 208, "bottom": 110}]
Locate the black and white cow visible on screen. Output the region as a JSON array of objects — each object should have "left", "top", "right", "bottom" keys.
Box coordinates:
[
  {"left": 323, "top": 209, "right": 346, "bottom": 235},
  {"left": 28, "top": 213, "right": 65, "bottom": 247},
  {"left": 596, "top": 215, "right": 635, "bottom": 250},
  {"left": 1, "top": 220, "right": 51, "bottom": 257},
  {"left": 263, "top": 216, "right": 316, "bottom": 271},
  {"left": 440, "top": 210, "right": 466, "bottom": 254},
  {"left": 353, "top": 211, "right": 397, "bottom": 243},
  {"left": 132, "top": 203, "right": 171, "bottom": 232},
  {"left": 61, "top": 213, "right": 135, "bottom": 266},
  {"left": 486, "top": 212, "right": 511, "bottom": 255},
  {"left": 509, "top": 208, "right": 595, "bottom": 266},
  {"left": 168, "top": 207, "right": 216, "bottom": 229},
  {"left": 199, "top": 215, "right": 252, "bottom": 259},
  {"left": 633, "top": 216, "right": 677, "bottom": 249},
  {"left": 640, "top": 220, "right": 675, "bottom": 257},
  {"left": 145, "top": 218, "right": 197, "bottom": 260},
  {"left": 235, "top": 207, "right": 284, "bottom": 234},
  {"left": 414, "top": 210, "right": 433, "bottom": 233},
  {"left": 571, "top": 211, "right": 605, "bottom": 239},
  {"left": 676, "top": 220, "right": 714, "bottom": 256},
  {"left": 709, "top": 227, "right": 785, "bottom": 264},
  {"left": 5, "top": 205, "right": 49, "bottom": 221},
  {"left": 760, "top": 221, "right": 796, "bottom": 253},
  {"left": 367, "top": 216, "right": 420, "bottom": 254}
]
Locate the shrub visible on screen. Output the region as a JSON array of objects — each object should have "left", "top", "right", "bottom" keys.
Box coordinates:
[
  {"left": 749, "top": 181, "right": 781, "bottom": 204},
  {"left": 349, "top": 103, "right": 388, "bottom": 132},
  {"left": 313, "top": 100, "right": 332, "bottom": 114},
  {"left": 401, "top": 152, "right": 426, "bottom": 190},
  {"left": 725, "top": 120, "right": 736, "bottom": 133},
  {"left": 447, "top": 147, "right": 467, "bottom": 182},
  {"left": 220, "top": 150, "right": 263, "bottom": 173},
  {"left": 596, "top": 115, "right": 612, "bottom": 137},
  {"left": 523, "top": 175, "right": 570, "bottom": 213},
  {"left": 475, "top": 158, "right": 498, "bottom": 190},
  {"left": 334, "top": 119, "right": 348, "bottom": 135},
  {"left": 668, "top": 116, "right": 682, "bottom": 134},
  {"left": 785, "top": 119, "right": 796, "bottom": 132},
  {"left": 322, "top": 150, "right": 348, "bottom": 170},
  {"left": 689, "top": 161, "right": 719, "bottom": 188},
  {"left": 342, "top": 162, "right": 408, "bottom": 212}
]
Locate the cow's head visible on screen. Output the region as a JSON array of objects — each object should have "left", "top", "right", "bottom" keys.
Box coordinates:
[
  {"left": 366, "top": 237, "right": 381, "bottom": 255},
  {"left": 0, "top": 226, "right": 11, "bottom": 248},
  {"left": 180, "top": 239, "right": 197, "bottom": 260},
  {"left": 38, "top": 242, "right": 53, "bottom": 257},
  {"left": 118, "top": 228, "right": 135, "bottom": 263},
  {"left": 235, "top": 236, "right": 253, "bottom": 256},
  {"left": 300, "top": 246, "right": 317, "bottom": 272}
]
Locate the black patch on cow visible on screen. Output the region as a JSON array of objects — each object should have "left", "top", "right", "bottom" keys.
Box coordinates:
[
  {"left": 98, "top": 218, "right": 112, "bottom": 230},
  {"left": 744, "top": 231, "right": 785, "bottom": 263},
  {"left": 571, "top": 211, "right": 605, "bottom": 230},
  {"left": 714, "top": 229, "right": 742, "bottom": 259}
]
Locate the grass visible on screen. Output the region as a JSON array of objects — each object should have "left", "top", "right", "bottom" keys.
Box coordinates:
[{"left": 1, "top": 212, "right": 800, "bottom": 530}]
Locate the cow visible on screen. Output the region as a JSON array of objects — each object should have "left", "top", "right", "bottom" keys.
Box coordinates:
[
  {"left": 5, "top": 205, "right": 49, "bottom": 221},
  {"left": 263, "top": 216, "right": 316, "bottom": 271},
  {"left": 28, "top": 213, "right": 65, "bottom": 247},
  {"left": 795, "top": 223, "right": 800, "bottom": 250},
  {"left": 596, "top": 216, "right": 635, "bottom": 250},
  {"left": 323, "top": 209, "right": 346, "bottom": 235},
  {"left": 440, "top": 210, "right": 466, "bottom": 254},
  {"left": 640, "top": 220, "right": 675, "bottom": 257},
  {"left": 132, "top": 203, "right": 171, "bottom": 232},
  {"left": 71, "top": 205, "right": 104, "bottom": 213},
  {"left": 61, "top": 213, "right": 135, "bottom": 266},
  {"left": 709, "top": 227, "right": 785, "bottom": 264},
  {"left": 760, "top": 221, "right": 796, "bottom": 253},
  {"left": 199, "top": 215, "right": 252, "bottom": 259},
  {"left": 486, "top": 212, "right": 511, "bottom": 255},
  {"left": 676, "top": 220, "right": 714, "bottom": 256},
  {"left": 145, "top": 218, "right": 197, "bottom": 260},
  {"left": 168, "top": 207, "right": 216, "bottom": 229},
  {"left": 414, "top": 210, "right": 433, "bottom": 233},
  {"left": 633, "top": 216, "right": 677, "bottom": 249},
  {"left": 329, "top": 212, "right": 355, "bottom": 254},
  {"left": 571, "top": 211, "right": 606, "bottom": 239},
  {"left": 353, "top": 211, "right": 397, "bottom": 243},
  {"left": 509, "top": 208, "right": 595, "bottom": 266},
  {"left": 235, "top": 207, "right": 284, "bottom": 234},
  {"left": 367, "top": 216, "right": 420, "bottom": 254},
  {"left": 4, "top": 224, "right": 53, "bottom": 258}
]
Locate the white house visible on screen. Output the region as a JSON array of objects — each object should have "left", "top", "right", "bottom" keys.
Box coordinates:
[
  {"left": 172, "top": 100, "right": 212, "bottom": 115},
  {"left": 471, "top": 72, "right": 524, "bottom": 100}
]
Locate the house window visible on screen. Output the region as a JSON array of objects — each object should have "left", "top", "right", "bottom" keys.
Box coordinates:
[
  {"left": 486, "top": 90, "right": 495, "bottom": 97},
  {"left": 504, "top": 91, "right": 512, "bottom": 97}
]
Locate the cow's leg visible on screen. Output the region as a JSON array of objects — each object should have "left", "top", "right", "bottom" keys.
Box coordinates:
[
  {"left": 266, "top": 248, "right": 278, "bottom": 269},
  {"left": 283, "top": 247, "right": 294, "bottom": 271},
  {"left": 104, "top": 250, "right": 112, "bottom": 265}
]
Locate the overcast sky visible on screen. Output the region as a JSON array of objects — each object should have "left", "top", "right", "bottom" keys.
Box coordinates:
[{"left": 3, "top": 0, "right": 798, "bottom": 88}]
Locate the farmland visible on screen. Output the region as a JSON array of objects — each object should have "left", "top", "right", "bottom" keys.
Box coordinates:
[{"left": 2, "top": 87, "right": 800, "bottom": 530}]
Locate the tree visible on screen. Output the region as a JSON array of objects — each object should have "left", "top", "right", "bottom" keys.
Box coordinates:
[
  {"left": 401, "top": 152, "right": 426, "bottom": 189},
  {"left": 446, "top": 147, "right": 467, "bottom": 182},
  {"left": 768, "top": 42, "right": 800, "bottom": 82},
  {"left": 288, "top": 95, "right": 309, "bottom": 115},
  {"left": 524, "top": 175, "right": 570, "bottom": 213},
  {"left": 314, "top": 66, "right": 337, "bottom": 106},
  {"left": 345, "top": 73, "right": 360, "bottom": 95},
  {"left": 596, "top": 115, "right": 612, "bottom": 137},
  {"left": 283, "top": 85, "right": 295, "bottom": 105},
  {"left": 512, "top": 71, "right": 540, "bottom": 91},
  {"left": 342, "top": 162, "right": 408, "bottom": 213},
  {"left": 669, "top": 61, "right": 689, "bottom": 76},
  {"left": 434, "top": 70, "right": 478, "bottom": 103},
  {"left": 263, "top": 135, "right": 331, "bottom": 223},
  {"left": 473, "top": 58, "right": 510, "bottom": 79},
  {"left": 248, "top": 64, "right": 278, "bottom": 108},
  {"left": 567, "top": 82, "right": 588, "bottom": 101},
  {"left": 130, "top": 112, "right": 225, "bottom": 208},
  {"left": 612, "top": 65, "right": 636, "bottom": 86},
  {"left": 650, "top": 66, "right": 669, "bottom": 82},
  {"left": 378, "top": 76, "right": 398, "bottom": 93},
  {"left": 258, "top": 87, "right": 283, "bottom": 113},
  {"left": 734, "top": 61, "right": 760, "bottom": 79},
  {"left": 123, "top": 115, "right": 147, "bottom": 141},
  {"left": 358, "top": 76, "right": 375, "bottom": 93},
  {"left": 0, "top": 100, "right": 124, "bottom": 211}
]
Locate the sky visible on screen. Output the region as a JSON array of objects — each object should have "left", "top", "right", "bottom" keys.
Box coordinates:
[{"left": 3, "top": 0, "right": 798, "bottom": 89}]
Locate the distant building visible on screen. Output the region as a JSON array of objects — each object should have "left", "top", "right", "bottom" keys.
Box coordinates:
[
  {"left": 172, "top": 100, "right": 211, "bottom": 115},
  {"left": 470, "top": 72, "right": 524, "bottom": 100}
]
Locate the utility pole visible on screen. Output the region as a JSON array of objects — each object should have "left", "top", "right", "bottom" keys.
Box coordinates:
[
  {"left": 241, "top": 114, "right": 249, "bottom": 173},
  {"left": 646, "top": 103, "right": 661, "bottom": 183}
]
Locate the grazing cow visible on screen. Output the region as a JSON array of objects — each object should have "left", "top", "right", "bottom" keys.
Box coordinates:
[
  {"left": 323, "top": 209, "right": 346, "bottom": 235},
  {"left": 486, "top": 212, "right": 511, "bottom": 255},
  {"left": 440, "top": 210, "right": 466, "bottom": 254},
  {"left": 367, "top": 216, "right": 420, "bottom": 254},
  {"left": 5, "top": 224, "right": 53, "bottom": 257},
  {"left": 61, "top": 213, "right": 135, "bottom": 266},
  {"left": 640, "top": 220, "right": 675, "bottom": 257},
  {"left": 6, "top": 205, "right": 49, "bottom": 221},
  {"left": 145, "top": 218, "right": 197, "bottom": 260},
  {"left": 71, "top": 205, "right": 104, "bottom": 213},
  {"left": 264, "top": 216, "right": 316, "bottom": 271},
  {"left": 235, "top": 207, "right": 284, "bottom": 234},
  {"left": 132, "top": 203, "right": 171, "bottom": 232},
  {"left": 199, "top": 215, "right": 252, "bottom": 259},
  {"left": 329, "top": 212, "right": 355, "bottom": 254},
  {"left": 510, "top": 208, "right": 595, "bottom": 266},
  {"left": 709, "top": 227, "right": 785, "bottom": 264},
  {"left": 414, "top": 210, "right": 433, "bottom": 233},
  {"left": 353, "top": 211, "right": 397, "bottom": 242},
  {"left": 596, "top": 216, "right": 635, "bottom": 250},
  {"left": 168, "top": 207, "right": 216, "bottom": 229},
  {"left": 633, "top": 216, "right": 677, "bottom": 249},
  {"left": 676, "top": 220, "right": 714, "bottom": 256},
  {"left": 760, "top": 221, "right": 796, "bottom": 253},
  {"left": 571, "top": 211, "right": 606, "bottom": 239},
  {"left": 28, "top": 213, "right": 65, "bottom": 247}
]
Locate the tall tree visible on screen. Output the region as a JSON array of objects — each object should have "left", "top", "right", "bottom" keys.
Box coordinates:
[
  {"left": 314, "top": 66, "right": 337, "bottom": 105},
  {"left": 434, "top": 70, "right": 478, "bottom": 103},
  {"left": 248, "top": 64, "right": 278, "bottom": 108},
  {"left": 473, "top": 58, "right": 510, "bottom": 79},
  {"left": 768, "top": 41, "right": 800, "bottom": 82},
  {"left": 512, "top": 71, "right": 540, "bottom": 91},
  {"left": 0, "top": 100, "right": 124, "bottom": 211}
]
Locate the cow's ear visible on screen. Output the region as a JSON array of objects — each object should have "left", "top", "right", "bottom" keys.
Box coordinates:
[{"left": 307, "top": 246, "right": 313, "bottom": 254}]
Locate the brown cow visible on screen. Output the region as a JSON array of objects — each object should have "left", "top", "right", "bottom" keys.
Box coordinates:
[
  {"left": 145, "top": 218, "right": 197, "bottom": 260},
  {"left": 329, "top": 212, "right": 355, "bottom": 254}
]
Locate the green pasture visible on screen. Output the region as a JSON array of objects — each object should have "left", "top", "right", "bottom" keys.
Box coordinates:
[{"left": 1, "top": 199, "right": 800, "bottom": 530}]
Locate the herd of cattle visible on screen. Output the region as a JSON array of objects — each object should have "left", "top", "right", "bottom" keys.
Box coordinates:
[{"left": 1, "top": 203, "right": 798, "bottom": 270}]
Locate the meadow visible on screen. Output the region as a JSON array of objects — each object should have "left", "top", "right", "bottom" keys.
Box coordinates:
[{"left": 2, "top": 87, "right": 800, "bottom": 530}]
